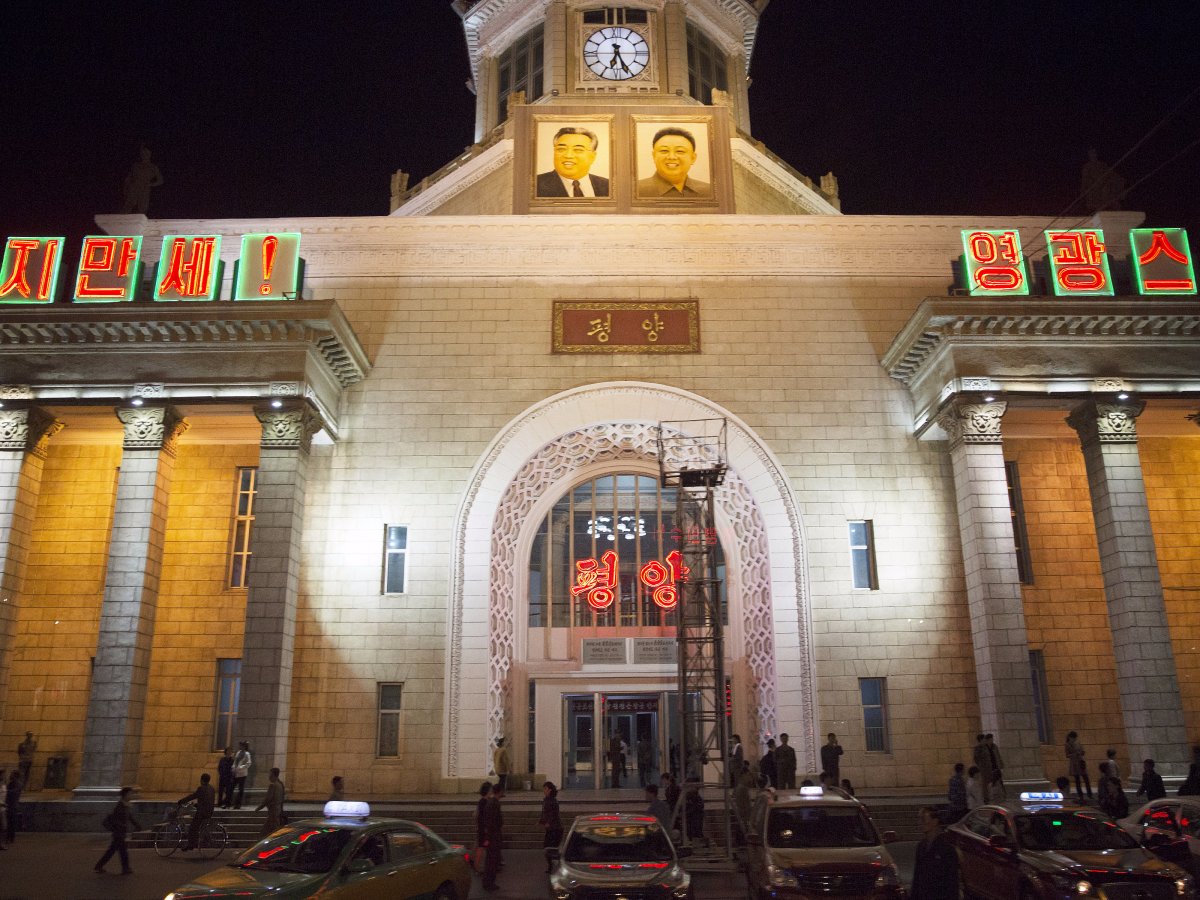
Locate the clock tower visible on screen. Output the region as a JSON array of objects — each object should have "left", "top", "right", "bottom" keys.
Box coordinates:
[{"left": 395, "top": 1, "right": 837, "bottom": 216}]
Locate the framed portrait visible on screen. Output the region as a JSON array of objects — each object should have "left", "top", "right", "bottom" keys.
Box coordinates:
[
  {"left": 633, "top": 117, "right": 714, "bottom": 202},
  {"left": 533, "top": 117, "right": 614, "bottom": 202}
]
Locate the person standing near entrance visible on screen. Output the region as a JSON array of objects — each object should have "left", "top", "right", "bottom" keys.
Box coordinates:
[
  {"left": 820, "top": 733, "right": 843, "bottom": 785},
  {"left": 231, "top": 741, "right": 252, "bottom": 809},
  {"left": 759, "top": 738, "right": 778, "bottom": 789},
  {"left": 775, "top": 733, "right": 797, "bottom": 789},
  {"left": 973, "top": 734, "right": 994, "bottom": 803},
  {"left": 608, "top": 733, "right": 623, "bottom": 788},
  {"left": 985, "top": 734, "right": 1006, "bottom": 800},
  {"left": 729, "top": 734, "right": 744, "bottom": 787},
  {"left": 493, "top": 737, "right": 511, "bottom": 791},
  {"left": 217, "top": 747, "right": 234, "bottom": 809},
  {"left": 637, "top": 736, "right": 654, "bottom": 788},
  {"left": 16, "top": 732, "right": 36, "bottom": 789}
]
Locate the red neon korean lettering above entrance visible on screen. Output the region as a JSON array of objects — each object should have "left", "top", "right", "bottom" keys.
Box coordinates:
[{"left": 571, "top": 550, "right": 690, "bottom": 611}]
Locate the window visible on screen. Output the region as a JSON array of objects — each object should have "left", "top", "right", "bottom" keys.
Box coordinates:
[
  {"left": 859, "top": 677, "right": 889, "bottom": 752},
  {"left": 1029, "top": 649, "right": 1053, "bottom": 744},
  {"left": 582, "top": 8, "right": 648, "bottom": 25},
  {"left": 848, "top": 520, "right": 878, "bottom": 590},
  {"left": 528, "top": 680, "right": 537, "bottom": 773},
  {"left": 1005, "top": 461, "right": 1034, "bottom": 584},
  {"left": 686, "top": 22, "right": 728, "bottom": 104},
  {"left": 383, "top": 525, "right": 408, "bottom": 594},
  {"left": 377, "top": 683, "right": 403, "bottom": 757},
  {"left": 527, "top": 472, "right": 726, "bottom": 629},
  {"left": 496, "top": 25, "right": 543, "bottom": 117},
  {"left": 228, "top": 467, "right": 258, "bottom": 588},
  {"left": 212, "top": 658, "right": 241, "bottom": 751}
]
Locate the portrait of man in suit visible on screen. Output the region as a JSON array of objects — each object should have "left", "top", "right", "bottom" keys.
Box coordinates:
[
  {"left": 536, "top": 126, "right": 611, "bottom": 199},
  {"left": 636, "top": 126, "right": 712, "bottom": 199}
]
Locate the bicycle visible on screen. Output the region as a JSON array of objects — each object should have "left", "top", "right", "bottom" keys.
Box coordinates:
[{"left": 154, "top": 806, "right": 228, "bottom": 860}]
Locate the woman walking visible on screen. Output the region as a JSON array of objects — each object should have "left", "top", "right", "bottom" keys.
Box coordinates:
[{"left": 540, "top": 781, "right": 563, "bottom": 873}]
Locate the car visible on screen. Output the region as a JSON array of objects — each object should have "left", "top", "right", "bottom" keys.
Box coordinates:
[
  {"left": 1119, "top": 797, "right": 1200, "bottom": 877},
  {"left": 743, "top": 786, "right": 903, "bottom": 899},
  {"left": 162, "top": 801, "right": 472, "bottom": 900},
  {"left": 948, "top": 791, "right": 1196, "bottom": 899},
  {"left": 548, "top": 812, "right": 693, "bottom": 900}
]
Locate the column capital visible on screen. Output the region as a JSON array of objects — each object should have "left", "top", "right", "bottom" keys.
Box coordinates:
[
  {"left": 114, "top": 405, "right": 189, "bottom": 454},
  {"left": 0, "top": 405, "right": 64, "bottom": 457},
  {"left": 936, "top": 397, "right": 1008, "bottom": 449},
  {"left": 253, "top": 402, "right": 322, "bottom": 452},
  {"left": 1066, "top": 398, "right": 1145, "bottom": 445}
]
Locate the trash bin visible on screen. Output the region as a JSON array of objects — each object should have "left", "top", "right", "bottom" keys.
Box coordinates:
[{"left": 44, "top": 756, "right": 69, "bottom": 789}]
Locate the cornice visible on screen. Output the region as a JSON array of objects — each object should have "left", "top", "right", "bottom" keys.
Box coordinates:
[
  {"left": 730, "top": 138, "right": 840, "bottom": 215},
  {"left": 393, "top": 139, "right": 514, "bottom": 217}
]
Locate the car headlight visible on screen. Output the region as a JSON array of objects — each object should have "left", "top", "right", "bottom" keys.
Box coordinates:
[
  {"left": 875, "top": 864, "right": 901, "bottom": 888},
  {"left": 1177, "top": 875, "right": 1194, "bottom": 897},
  {"left": 1049, "top": 872, "right": 1093, "bottom": 895},
  {"left": 767, "top": 863, "right": 799, "bottom": 888}
]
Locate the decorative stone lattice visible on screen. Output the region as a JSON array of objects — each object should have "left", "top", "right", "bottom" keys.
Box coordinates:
[{"left": 485, "top": 422, "right": 779, "bottom": 758}]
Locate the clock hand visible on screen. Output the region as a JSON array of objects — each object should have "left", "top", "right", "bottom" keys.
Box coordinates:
[{"left": 609, "top": 44, "right": 630, "bottom": 72}]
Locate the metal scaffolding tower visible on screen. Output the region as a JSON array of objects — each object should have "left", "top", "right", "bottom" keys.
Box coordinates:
[{"left": 657, "top": 418, "right": 734, "bottom": 864}]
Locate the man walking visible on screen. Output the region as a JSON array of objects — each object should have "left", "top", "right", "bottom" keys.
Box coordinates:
[
  {"left": 256, "top": 767, "right": 286, "bottom": 836},
  {"left": 177, "top": 772, "right": 217, "bottom": 850},
  {"left": 95, "top": 787, "right": 140, "bottom": 875},
  {"left": 775, "top": 733, "right": 797, "bottom": 789},
  {"left": 910, "top": 806, "right": 958, "bottom": 899}
]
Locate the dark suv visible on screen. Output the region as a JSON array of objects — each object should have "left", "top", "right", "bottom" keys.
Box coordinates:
[{"left": 548, "top": 813, "right": 692, "bottom": 900}]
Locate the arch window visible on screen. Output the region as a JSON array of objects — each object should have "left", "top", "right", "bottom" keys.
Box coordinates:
[{"left": 528, "top": 472, "right": 726, "bottom": 630}]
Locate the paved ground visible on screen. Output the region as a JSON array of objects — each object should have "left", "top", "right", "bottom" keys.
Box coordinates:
[{"left": 0, "top": 832, "right": 920, "bottom": 900}]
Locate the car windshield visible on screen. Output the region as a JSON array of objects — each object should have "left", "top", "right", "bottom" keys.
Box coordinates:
[
  {"left": 767, "top": 806, "right": 879, "bottom": 848},
  {"left": 564, "top": 822, "right": 675, "bottom": 863},
  {"left": 232, "top": 826, "right": 355, "bottom": 874},
  {"left": 1015, "top": 812, "right": 1139, "bottom": 852}
]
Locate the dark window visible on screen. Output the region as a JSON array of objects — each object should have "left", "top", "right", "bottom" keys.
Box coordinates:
[
  {"left": 383, "top": 525, "right": 408, "bottom": 594},
  {"left": 497, "top": 26, "right": 544, "bottom": 116},
  {"left": 378, "top": 683, "right": 402, "bottom": 757},
  {"left": 228, "top": 467, "right": 257, "bottom": 588},
  {"left": 212, "top": 658, "right": 241, "bottom": 751},
  {"left": 848, "top": 520, "right": 878, "bottom": 590},
  {"left": 859, "top": 677, "right": 889, "bottom": 752},
  {"left": 1005, "top": 461, "right": 1034, "bottom": 584},
  {"left": 1029, "top": 649, "right": 1053, "bottom": 744},
  {"left": 686, "top": 23, "right": 728, "bottom": 104}
]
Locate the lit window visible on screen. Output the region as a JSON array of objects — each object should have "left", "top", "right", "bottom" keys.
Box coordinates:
[
  {"left": 228, "top": 467, "right": 257, "bottom": 588},
  {"left": 496, "top": 25, "right": 543, "bottom": 118},
  {"left": 212, "top": 658, "right": 241, "bottom": 751},
  {"left": 859, "top": 677, "right": 890, "bottom": 752},
  {"left": 378, "top": 683, "right": 403, "bottom": 757},
  {"left": 1029, "top": 650, "right": 1053, "bottom": 744},
  {"left": 383, "top": 525, "right": 408, "bottom": 594},
  {"left": 1005, "top": 461, "right": 1034, "bottom": 585},
  {"left": 848, "top": 520, "right": 878, "bottom": 590},
  {"left": 686, "top": 22, "right": 728, "bottom": 104}
]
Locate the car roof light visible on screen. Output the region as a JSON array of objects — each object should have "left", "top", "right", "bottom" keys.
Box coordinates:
[
  {"left": 323, "top": 801, "right": 371, "bottom": 818},
  {"left": 800, "top": 786, "right": 824, "bottom": 797},
  {"left": 1019, "top": 792, "right": 1063, "bottom": 802}
]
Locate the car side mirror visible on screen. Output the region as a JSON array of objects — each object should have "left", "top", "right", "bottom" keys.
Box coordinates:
[
  {"left": 345, "top": 859, "right": 374, "bottom": 875},
  {"left": 987, "top": 834, "right": 1015, "bottom": 852},
  {"left": 881, "top": 830, "right": 898, "bottom": 844}
]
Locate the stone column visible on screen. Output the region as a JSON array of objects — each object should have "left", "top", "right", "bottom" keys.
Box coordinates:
[
  {"left": 936, "top": 398, "right": 1043, "bottom": 779},
  {"left": 0, "top": 405, "right": 63, "bottom": 731},
  {"left": 662, "top": 0, "right": 689, "bottom": 98},
  {"left": 1066, "top": 399, "right": 1188, "bottom": 770},
  {"left": 77, "top": 405, "right": 187, "bottom": 795},
  {"left": 236, "top": 403, "right": 321, "bottom": 783}
]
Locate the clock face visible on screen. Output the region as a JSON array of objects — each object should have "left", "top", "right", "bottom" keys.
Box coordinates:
[{"left": 583, "top": 26, "right": 649, "bottom": 80}]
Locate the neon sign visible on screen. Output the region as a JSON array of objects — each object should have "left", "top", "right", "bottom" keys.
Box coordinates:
[
  {"left": 571, "top": 550, "right": 690, "bottom": 611},
  {"left": 1130, "top": 228, "right": 1196, "bottom": 295},
  {"left": 961, "top": 230, "right": 1029, "bottom": 296},
  {"left": 154, "top": 235, "right": 222, "bottom": 301},
  {"left": 0, "top": 237, "right": 64, "bottom": 304},
  {"left": 234, "top": 233, "right": 302, "bottom": 300},
  {"left": 1047, "top": 229, "right": 1113, "bottom": 296},
  {"left": 74, "top": 236, "right": 143, "bottom": 302}
]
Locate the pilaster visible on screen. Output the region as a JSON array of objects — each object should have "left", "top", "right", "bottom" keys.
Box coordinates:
[
  {"left": 236, "top": 403, "right": 321, "bottom": 784},
  {"left": 663, "top": 0, "right": 690, "bottom": 97},
  {"left": 1066, "top": 399, "right": 1188, "bottom": 770},
  {"left": 77, "top": 405, "right": 187, "bottom": 795},
  {"left": 936, "top": 397, "right": 1043, "bottom": 779},
  {"left": 0, "top": 406, "right": 63, "bottom": 734}
]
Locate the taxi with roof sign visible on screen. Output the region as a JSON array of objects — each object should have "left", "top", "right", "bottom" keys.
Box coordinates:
[
  {"left": 744, "top": 785, "right": 903, "bottom": 899},
  {"left": 161, "top": 801, "right": 472, "bottom": 900},
  {"left": 947, "top": 791, "right": 1195, "bottom": 900},
  {"left": 548, "top": 811, "right": 693, "bottom": 900}
]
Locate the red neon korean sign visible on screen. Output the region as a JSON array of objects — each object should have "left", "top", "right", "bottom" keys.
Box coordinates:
[
  {"left": 1130, "top": 228, "right": 1196, "bottom": 295},
  {"left": 0, "top": 237, "right": 64, "bottom": 304},
  {"left": 961, "top": 230, "right": 1029, "bottom": 296},
  {"left": 74, "top": 236, "right": 143, "bottom": 302},
  {"left": 1046, "top": 229, "right": 1114, "bottom": 296},
  {"left": 154, "top": 235, "right": 222, "bottom": 301},
  {"left": 571, "top": 550, "right": 690, "bottom": 611}
]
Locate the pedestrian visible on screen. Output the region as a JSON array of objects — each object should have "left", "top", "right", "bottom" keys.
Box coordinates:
[
  {"left": 729, "top": 734, "right": 743, "bottom": 787},
  {"left": 619, "top": 737, "right": 629, "bottom": 781},
  {"left": 94, "top": 786, "right": 140, "bottom": 875},
  {"left": 177, "top": 772, "right": 217, "bottom": 850},
  {"left": 16, "top": 732, "right": 36, "bottom": 789},
  {"left": 759, "top": 738, "right": 777, "bottom": 789},
  {"left": 474, "top": 781, "right": 492, "bottom": 873},
  {"left": 910, "top": 805, "right": 958, "bottom": 899},
  {"left": 840, "top": 778, "right": 855, "bottom": 797},
  {"left": 1065, "top": 731, "right": 1092, "bottom": 800},
  {"left": 637, "top": 736, "right": 654, "bottom": 787},
  {"left": 1097, "top": 762, "right": 1128, "bottom": 819},
  {"left": 5, "top": 769, "right": 22, "bottom": 842},
  {"left": 775, "top": 733, "right": 797, "bottom": 789},
  {"left": 669, "top": 740, "right": 679, "bottom": 778},
  {"left": 0, "top": 768, "right": 7, "bottom": 851},
  {"left": 683, "top": 779, "right": 705, "bottom": 846},
  {"left": 539, "top": 781, "right": 562, "bottom": 873},
  {"left": 231, "top": 740, "right": 252, "bottom": 809},
  {"left": 217, "top": 747, "right": 234, "bottom": 808},
  {"left": 256, "top": 767, "right": 286, "bottom": 836},
  {"left": 946, "top": 762, "right": 968, "bottom": 821},
  {"left": 965, "top": 766, "right": 984, "bottom": 810},
  {"left": 820, "top": 733, "right": 843, "bottom": 784},
  {"left": 1105, "top": 748, "right": 1121, "bottom": 785},
  {"left": 1179, "top": 746, "right": 1200, "bottom": 796},
  {"left": 663, "top": 772, "right": 681, "bottom": 827},
  {"left": 329, "top": 775, "right": 345, "bottom": 801},
  {"left": 734, "top": 762, "right": 754, "bottom": 840},
  {"left": 1136, "top": 758, "right": 1165, "bottom": 801},
  {"left": 1055, "top": 776, "right": 1072, "bottom": 798},
  {"left": 480, "top": 784, "right": 504, "bottom": 891},
  {"left": 985, "top": 734, "right": 1006, "bottom": 800},
  {"left": 645, "top": 783, "right": 671, "bottom": 830},
  {"left": 493, "top": 737, "right": 511, "bottom": 791},
  {"left": 608, "top": 733, "right": 623, "bottom": 788},
  {"left": 972, "top": 734, "right": 994, "bottom": 803}
]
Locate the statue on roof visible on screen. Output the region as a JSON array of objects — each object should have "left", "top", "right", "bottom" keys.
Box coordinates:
[
  {"left": 1081, "top": 148, "right": 1125, "bottom": 212},
  {"left": 120, "top": 145, "right": 164, "bottom": 215}
]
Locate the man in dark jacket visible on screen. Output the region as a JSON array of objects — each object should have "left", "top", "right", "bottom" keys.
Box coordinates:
[
  {"left": 820, "top": 733, "right": 844, "bottom": 785},
  {"left": 480, "top": 786, "right": 505, "bottom": 891},
  {"left": 217, "top": 747, "right": 234, "bottom": 808},
  {"left": 178, "top": 772, "right": 217, "bottom": 850},
  {"left": 910, "top": 806, "right": 958, "bottom": 899},
  {"left": 1136, "top": 758, "right": 1166, "bottom": 801},
  {"left": 95, "top": 787, "right": 141, "bottom": 874}
]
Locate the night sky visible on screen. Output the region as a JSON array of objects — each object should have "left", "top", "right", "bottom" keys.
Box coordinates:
[{"left": 2, "top": 1, "right": 1198, "bottom": 243}]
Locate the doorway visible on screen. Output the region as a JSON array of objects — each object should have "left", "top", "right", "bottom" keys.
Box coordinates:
[{"left": 562, "top": 692, "right": 678, "bottom": 789}]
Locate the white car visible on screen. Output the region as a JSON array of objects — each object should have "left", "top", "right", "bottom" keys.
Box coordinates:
[{"left": 1119, "top": 797, "right": 1200, "bottom": 877}]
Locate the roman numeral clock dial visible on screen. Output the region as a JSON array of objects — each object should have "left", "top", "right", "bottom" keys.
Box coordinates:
[{"left": 583, "top": 26, "right": 649, "bottom": 80}]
